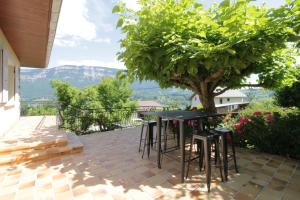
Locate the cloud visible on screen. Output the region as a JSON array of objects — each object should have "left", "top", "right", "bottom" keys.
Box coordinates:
[
  {"left": 57, "top": 59, "right": 125, "bottom": 69},
  {"left": 54, "top": 0, "right": 112, "bottom": 47}
]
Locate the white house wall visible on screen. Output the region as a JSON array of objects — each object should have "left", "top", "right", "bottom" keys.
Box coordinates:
[
  {"left": 191, "top": 95, "right": 246, "bottom": 107},
  {"left": 0, "top": 28, "right": 21, "bottom": 136}
]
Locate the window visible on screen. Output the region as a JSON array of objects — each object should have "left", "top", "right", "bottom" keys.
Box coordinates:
[
  {"left": 8, "top": 65, "right": 15, "bottom": 101},
  {"left": 219, "top": 98, "right": 223, "bottom": 104},
  {"left": 227, "top": 98, "right": 230, "bottom": 102}
]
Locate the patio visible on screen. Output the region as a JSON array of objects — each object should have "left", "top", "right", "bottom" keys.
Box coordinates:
[{"left": 0, "top": 120, "right": 299, "bottom": 200}]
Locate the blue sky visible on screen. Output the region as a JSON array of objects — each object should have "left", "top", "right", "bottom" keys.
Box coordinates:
[{"left": 48, "top": 0, "right": 287, "bottom": 69}]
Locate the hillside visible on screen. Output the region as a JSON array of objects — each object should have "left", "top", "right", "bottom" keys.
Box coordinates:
[{"left": 20, "top": 65, "right": 192, "bottom": 106}]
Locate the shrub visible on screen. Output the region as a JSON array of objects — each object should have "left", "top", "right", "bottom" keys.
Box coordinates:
[
  {"left": 275, "top": 75, "right": 300, "bottom": 108},
  {"left": 226, "top": 101, "right": 300, "bottom": 158}
]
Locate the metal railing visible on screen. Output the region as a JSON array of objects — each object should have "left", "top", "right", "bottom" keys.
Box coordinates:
[
  {"left": 20, "top": 100, "right": 177, "bottom": 134},
  {"left": 20, "top": 101, "right": 58, "bottom": 116},
  {"left": 57, "top": 105, "right": 174, "bottom": 135}
]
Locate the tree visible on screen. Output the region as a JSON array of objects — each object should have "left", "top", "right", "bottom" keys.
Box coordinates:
[
  {"left": 275, "top": 74, "right": 300, "bottom": 108},
  {"left": 114, "top": 0, "right": 300, "bottom": 112},
  {"left": 52, "top": 73, "right": 137, "bottom": 133}
]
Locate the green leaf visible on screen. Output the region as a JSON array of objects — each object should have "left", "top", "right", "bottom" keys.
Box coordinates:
[
  {"left": 116, "top": 18, "right": 124, "bottom": 28},
  {"left": 112, "top": 5, "right": 121, "bottom": 13},
  {"left": 219, "top": 0, "right": 230, "bottom": 8},
  {"left": 226, "top": 49, "right": 236, "bottom": 55}
]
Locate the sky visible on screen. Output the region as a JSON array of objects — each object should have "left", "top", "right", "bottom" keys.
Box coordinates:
[{"left": 48, "top": 0, "right": 287, "bottom": 69}]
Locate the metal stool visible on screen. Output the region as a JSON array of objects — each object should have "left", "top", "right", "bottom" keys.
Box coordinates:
[
  {"left": 186, "top": 131, "right": 224, "bottom": 192},
  {"left": 211, "top": 127, "right": 238, "bottom": 181},
  {"left": 138, "top": 121, "right": 156, "bottom": 158}
]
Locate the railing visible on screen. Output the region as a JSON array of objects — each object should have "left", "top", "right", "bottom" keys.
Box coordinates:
[
  {"left": 20, "top": 101, "right": 58, "bottom": 116},
  {"left": 58, "top": 105, "right": 174, "bottom": 135}
]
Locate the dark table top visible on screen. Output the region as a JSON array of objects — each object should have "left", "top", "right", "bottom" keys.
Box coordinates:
[{"left": 141, "top": 110, "right": 222, "bottom": 121}]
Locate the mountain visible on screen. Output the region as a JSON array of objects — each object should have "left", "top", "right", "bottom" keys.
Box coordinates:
[{"left": 20, "top": 65, "right": 192, "bottom": 106}]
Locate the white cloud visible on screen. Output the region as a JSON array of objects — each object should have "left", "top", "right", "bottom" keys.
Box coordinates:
[
  {"left": 54, "top": 0, "right": 112, "bottom": 47},
  {"left": 57, "top": 59, "right": 125, "bottom": 69},
  {"left": 56, "top": 0, "right": 96, "bottom": 40}
]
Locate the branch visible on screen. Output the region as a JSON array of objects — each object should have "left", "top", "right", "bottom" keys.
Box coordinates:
[
  {"left": 204, "top": 69, "right": 225, "bottom": 83},
  {"left": 213, "top": 87, "right": 231, "bottom": 96}
]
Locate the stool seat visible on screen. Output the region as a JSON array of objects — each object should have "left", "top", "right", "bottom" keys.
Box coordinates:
[{"left": 143, "top": 121, "right": 157, "bottom": 125}]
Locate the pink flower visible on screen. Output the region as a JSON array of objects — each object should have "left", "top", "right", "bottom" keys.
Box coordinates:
[
  {"left": 234, "top": 123, "right": 243, "bottom": 134},
  {"left": 172, "top": 119, "right": 178, "bottom": 125},
  {"left": 239, "top": 117, "right": 250, "bottom": 124},
  {"left": 253, "top": 111, "right": 262, "bottom": 116},
  {"left": 265, "top": 113, "right": 273, "bottom": 122}
]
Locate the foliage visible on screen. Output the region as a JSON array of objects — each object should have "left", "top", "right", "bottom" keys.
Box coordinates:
[
  {"left": 223, "top": 100, "right": 300, "bottom": 158},
  {"left": 114, "top": 0, "right": 300, "bottom": 112},
  {"left": 52, "top": 73, "right": 137, "bottom": 134},
  {"left": 21, "top": 102, "right": 57, "bottom": 116},
  {"left": 275, "top": 74, "right": 300, "bottom": 108}
]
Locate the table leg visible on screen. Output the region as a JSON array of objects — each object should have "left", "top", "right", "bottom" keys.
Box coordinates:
[
  {"left": 157, "top": 117, "right": 162, "bottom": 169},
  {"left": 179, "top": 120, "right": 185, "bottom": 183}
]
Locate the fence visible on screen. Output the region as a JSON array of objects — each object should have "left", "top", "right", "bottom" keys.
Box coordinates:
[
  {"left": 21, "top": 101, "right": 173, "bottom": 134},
  {"left": 20, "top": 101, "right": 58, "bottom": 116},
  {"left": 58, "top": 105, "right": 174, "bottom": 134}
]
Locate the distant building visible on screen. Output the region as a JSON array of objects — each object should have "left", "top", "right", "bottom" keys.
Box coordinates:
[
  {"left": 137, "top": 101, "right": 163, "bottom": 111},
  {"left": 191, "top": 90, "right": 248, "bottom": 113}
]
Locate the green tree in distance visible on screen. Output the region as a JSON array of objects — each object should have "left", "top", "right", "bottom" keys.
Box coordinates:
[
  {"left": 114, "top": 0, "right": 300, "bottom": 112},
  {"left": 52, "top": 73, "right": 137, "bottom": 133}
]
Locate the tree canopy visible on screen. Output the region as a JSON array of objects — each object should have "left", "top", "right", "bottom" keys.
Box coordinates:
[{"left": 114, "top": 0, "right": 300, "bottom": 112}]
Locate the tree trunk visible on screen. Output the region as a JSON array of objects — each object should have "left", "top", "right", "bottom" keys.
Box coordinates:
[{"left": 198, "top": 91, "right": 217, "bottom": 113}]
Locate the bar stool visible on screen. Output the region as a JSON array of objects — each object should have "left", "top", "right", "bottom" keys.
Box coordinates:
[
  {"left": 186, "top": 131, "right": 224, "bottom": 192},
  {"left": 211, "top": 127, "right": 238, "bottom": 181},
  {"left": 138, "top": 120, "right": 156, "bottom": 158}
]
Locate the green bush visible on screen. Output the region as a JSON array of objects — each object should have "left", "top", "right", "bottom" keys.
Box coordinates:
[
  {"left": 21, "top": 102, "right": 57, "bottom": 116},
  {"left": 275, "top": 75, "right": 300, "bottom": 108},
  {"left": 225, "top": 100, "right": 300, "bottom": 158}
]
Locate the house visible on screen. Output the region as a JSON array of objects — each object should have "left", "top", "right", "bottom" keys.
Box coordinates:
[
  {"left": 191, "top": 90, "right": 248, "bottom": 112},
  {"left": 137, "top": 100, "right": 163, "bottom": 111},
  {"left": 0, "top": 0, "right": 62, "bottom": 135}
]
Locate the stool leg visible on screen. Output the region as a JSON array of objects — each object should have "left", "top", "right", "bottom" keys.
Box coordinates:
[
  {"left": 230, "top": 132, "right": 239, "bottom": 173},
  {"left": 185, "top": 136, "right": 194, "bottom": 179},
  {"left": 138, "top": 124, "right": 144, "bottom": 152},
  {"left": 142, "top": 125, "right": 149, "bottom": 159},
  {"left": 163, "top": 121, "right": 168, "bottom": 151},
  {"left": 215, "top": 138, "right": 224, "bottom": 182},
  {"left": 199, "top": 141, "right": 204, "bottom": 172},
  {"left": 204, "top": 139, "right": 211, "bottom": 192},
  {"left": 221, "top": 134, "right": 228, "bottom": 181}
]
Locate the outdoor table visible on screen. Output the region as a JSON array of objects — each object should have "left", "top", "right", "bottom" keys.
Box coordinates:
[{"left": 142, "top": 110, "right": 222, "bottom": 183}]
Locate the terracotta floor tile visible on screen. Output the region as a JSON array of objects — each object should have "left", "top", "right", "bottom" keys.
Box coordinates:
[{"left": 0, "top": 124, "right": 300, "bottom": 199}]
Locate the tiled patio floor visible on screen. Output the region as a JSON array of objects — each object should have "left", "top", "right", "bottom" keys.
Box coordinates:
[{"left": 0, "top": 127, "right": 299, "bottom": 200}]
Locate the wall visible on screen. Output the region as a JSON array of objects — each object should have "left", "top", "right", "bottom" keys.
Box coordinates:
[
  {"left": 191, "top": 95, "right": 245, "bottom": 107},
  {"left": 0, "top": 28, "right": 20, "bottom": 136},
  {"left": 214, "top": 97, "right": 244, "bottom": 105}
]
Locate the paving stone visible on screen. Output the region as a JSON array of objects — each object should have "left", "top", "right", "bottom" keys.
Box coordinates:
[{"left": 0, "top": 124, "right": 299, "bottom": 199}]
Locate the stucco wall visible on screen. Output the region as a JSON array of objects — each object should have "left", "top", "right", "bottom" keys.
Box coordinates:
[
  {"left": 214, "top": 97, "right": 244, "bottom": 105},
  {"left": 191, "top": 95, "right": 246, "bottom": 107},
  {"left": 0, "top": 28, "right": 21, "bottom": 136}
]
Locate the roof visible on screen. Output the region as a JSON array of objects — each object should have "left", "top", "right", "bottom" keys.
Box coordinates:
[
  {"left": 0, "top": 0, "right": 62, "bottom": 68},
  {"left": 138, "top": 101, "right": 163, "bottom": 108},
  {"left": 216, "top": 90, "right": 247, "bottom": 98}
]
